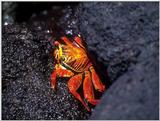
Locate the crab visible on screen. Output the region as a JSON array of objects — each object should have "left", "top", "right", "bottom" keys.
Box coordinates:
[{"left": 51, "top": 35, "right": 105, "bottom": 111}]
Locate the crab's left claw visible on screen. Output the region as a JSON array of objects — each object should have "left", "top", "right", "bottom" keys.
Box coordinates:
[{"left": 51, "top": 64, "right": 74, "bottom": 90}]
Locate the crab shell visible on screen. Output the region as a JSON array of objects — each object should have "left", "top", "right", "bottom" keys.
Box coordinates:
[{"left": 51, "top": 36, "right": 105, "bottom": 111}]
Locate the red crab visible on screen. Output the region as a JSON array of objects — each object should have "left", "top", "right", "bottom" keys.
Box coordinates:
[{"left": 51, "top": 35, "right": 105, "bottom": 111}]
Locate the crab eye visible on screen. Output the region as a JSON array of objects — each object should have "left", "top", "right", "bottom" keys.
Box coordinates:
[{"left": 54, "top": 41, "right": 59, "bottom": 46}]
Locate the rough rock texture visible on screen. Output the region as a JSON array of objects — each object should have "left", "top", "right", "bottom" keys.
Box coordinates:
[
  {"left": 2, "top": 23, "right": 90, "bottom": 120},
  {"left": 76, "top": 2, "right": 159, "bottom": 119},
  {"left": 2, "top": 2, "right": 16, "bottom": 25}
]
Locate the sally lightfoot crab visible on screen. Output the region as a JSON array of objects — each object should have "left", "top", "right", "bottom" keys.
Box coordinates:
[{"left": 51, "top": 35, "right": 105, "bottom": 111}]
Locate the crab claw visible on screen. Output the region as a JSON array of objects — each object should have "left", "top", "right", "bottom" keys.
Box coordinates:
[{"left": 51, "top": 64, "right": 74, "bottom": 90}]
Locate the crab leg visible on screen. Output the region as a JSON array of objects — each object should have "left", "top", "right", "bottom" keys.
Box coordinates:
[
  {"left": 61, "top": 37, "right": 73, "bottom": 46},
  {"left": 90, "top": 66, "right": 105, "bottom": 92},
  {"left": 51, "top": 64, "right": 74, "bottom": 90},
  {"left": 83, "top": 71, "right": 99, "bottom": 106},
  {"left": 51, "top": 69, "right": 57, "bottom": 90},
  {"left": 74, "top": 36, "right": 85, "bottom": 50},
  {"left": 68, "top": 73, "right": 90, "bottom": 111}
]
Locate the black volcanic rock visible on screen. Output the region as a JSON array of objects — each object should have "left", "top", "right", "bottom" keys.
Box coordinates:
[
  {"left": 76, "top": 2, "right": 159, "bottom": 119},
  {"left": 2, "top": 23, "right": 90, "bottom": 120}
]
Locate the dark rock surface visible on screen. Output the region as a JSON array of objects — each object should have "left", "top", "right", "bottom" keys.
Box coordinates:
[
  {"left": 2, "top": 23, "right": 90, "bottom": 120},
  {"left": 2, "top": 2, "right": 159, "bottom": 120},
  {"left": 76, "top": 2, "right": 159, "bottom": 120},
  {"left": 2, "top": 2, "right": 16, "bottom": 25}
]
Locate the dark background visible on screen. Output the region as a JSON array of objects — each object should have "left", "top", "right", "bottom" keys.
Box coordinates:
[{"left": 2, "top": 2, "right": 159, "bottom": 120}]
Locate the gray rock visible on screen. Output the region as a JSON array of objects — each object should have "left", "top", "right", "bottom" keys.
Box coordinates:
[{"left": 76, "top": 2, "right": 159, "bottom": 119}]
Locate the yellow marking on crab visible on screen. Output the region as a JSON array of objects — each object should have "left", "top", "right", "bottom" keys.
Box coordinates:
[{"left": 58, "top": 44, "right": 63, "bottom": 59}]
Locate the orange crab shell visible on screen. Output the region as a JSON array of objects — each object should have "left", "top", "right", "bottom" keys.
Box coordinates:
[{"left": 51, "top": 36, "right": 105, "bottom": 111}]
